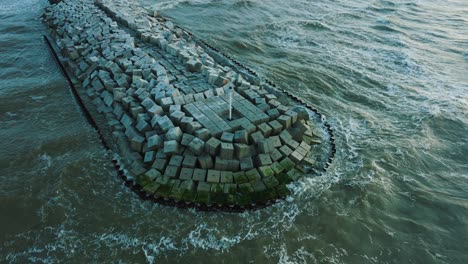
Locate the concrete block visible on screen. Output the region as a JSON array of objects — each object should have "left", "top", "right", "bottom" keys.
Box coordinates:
[
  {"left": 249, "top": 131, "right": 264, "bottom": 144},
  {"left": 257, "top": 138, "right": 275, "bottom": 154},
  {"left": 182, "top": 155, "right": 197, "bottom": 168},
  {"left": 234, "top": 143, "right": 251, "bottom": 159},
  {"left": 130, "top": 135, "right": 145, "bottom": 152},
  {"left": 270, "top": 148, "right": 283, "bottom": 162},
  {"left": 160, "top": 97, "right": 173, "bottom": 110},
  {"left": 233, "top": 171, "right": 249, "bottom": 184},
  {"left": 188, "top": 137, "right": 205, "bottom": 155},
  {"left": 220, "top": 132, "right": 234, "bottom": 142},
  {"left": 148, "top": 104, "right": 164, "bottom": 116},
  {"left": 220, "top": 171, "right": 233, "bottom": 183},
  {"left": 165, "top": 127, "right": 183, "bottom": 142},
  {"left": 180, "top": 116, "right": 194, "bottom": 130},
  {"left": 144, "top": 151, "right": 155, "bottom": 163},
  {"left": 205, "top": 137, "right": 221, "bottom": 156},
  {"left": 164, "top": 165, "right": 179, "bottom": 178},
  {"left": 194, "top": 128, "right": 211, "bottom": 141},
  {"left": 258, "top": 123, "right": 272, "bottom": 137},
  {"left": 152, "top": 158, "right": 167, "bottom": 172},
  {"left": 192, "top": 169, "right": 207, "bottom": 181},
  {"left": 286, "top": 139, "right": 300, "bottom": 150},
  {"left": 270, "top": 136, "right": 282, "bottom": 148},
  {"left": 258, "top": 166, "right": 275, "bottom": 178},
  {"left": 220, "top": 142, "right": 234, "bottom": 159},
  {"left": 256, "top": 154, "right": 272, "bottom": 166},
  {"left": 157, "top": 115, "right": 175, "bottom": 132},
  {"left": 198, "top": 154, "right": 213, "bottom": 169},
  {"left": 268, "top": 120, "right": 283, "bottom": 135},
  {"left": 163, "top": 140, "right": 179, "bottom": 154},
  {"left": 147, "top": 134, "right": 163, "bottom": 150},
  {"left": 180, "top": 133, "right": 195, "bottom": 146},
  {"left": 187, "top": 121, "right": 202, "bottom": 134},
  {"left": 240, "top": 157, "right": 254, "bottom": 171},
  {"left": 169, "top": 155, "right": 184, "bottom": 166},
  {"left": 263, "top": 176, "right": 279, "bottom": 188},
  {"left": 136, "top": 119, "right": 151, "bottom": 133},
  {"left": 207, "top": 170, "right": 220, "bottom": 183},
  {"left": 214, "top": 157, "right": 229, "bottom": 171},
  {"left": 279, "top": 157, "right": 295, "bottom": 170},
  {"left": 169, "top": 110, "right": 185, "bottom": 124},
  {"left": 179, "top": 168, "right": 194, "bottom": 180},
  {"left": 290, "top": 151, "right": 304, "bottom": 164},
  {"left": 285, "top": 109, "right": 298, "bottom": 124},
  {"left": 245, "top": 168, "right": 261, "bottom": 181},
  {"left": 234, "top": 130, "right": 248, "bottom": 144},
  {"left": 277, "top": 114, "right": 292, "bottom": 129}
]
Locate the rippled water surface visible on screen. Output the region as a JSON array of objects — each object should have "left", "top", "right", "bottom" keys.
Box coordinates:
[{"left": 1, "top": 0, "right": 468, "bottom": 263}]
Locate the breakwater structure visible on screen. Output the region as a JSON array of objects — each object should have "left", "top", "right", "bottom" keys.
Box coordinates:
[{"left": 42, "top": 0, "right": 336, "bottom": 211}]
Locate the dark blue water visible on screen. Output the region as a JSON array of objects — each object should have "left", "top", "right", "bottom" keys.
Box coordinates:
[{"left": 1, "top": 0, "right": 467, "bottom": 262}]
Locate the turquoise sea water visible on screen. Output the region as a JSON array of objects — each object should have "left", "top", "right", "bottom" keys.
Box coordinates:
[{"left": 1, "top": 0, "right": 467, "bottom": 262}]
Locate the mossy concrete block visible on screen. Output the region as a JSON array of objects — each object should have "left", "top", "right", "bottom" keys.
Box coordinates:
[
  {"left": 224, "top": 183, "right": 237, "bottom": 194},
  {"left": 280, "top": 157, "right": 295, "bottom": 170},
  {"left": 155, "top": 175, "right": 171, "bottom": 185},
  {"left": 263, "top": 176, "right": 279, "bottom": 188},
  {"left": 258, "top": 166, "right": 275, "bottom": 178},
  {"left": 236, "top": 193, "right": 252, "bottom": 206},
  {"left": 233, "top": 171, "right": 249, "bottom": 184},
  {"left": 270, "top": 162, "right": 285, "bottom": 175},
  {"left": 179, "top": 180, "right": 195, "bottom": 191},
  {"left": 287, "top": 168, "right": 302, "bottom": 181},
  {"left": 142, "top": 182, "right": 160, "bottom": 195},
  {"left": 252, "top": 180, "right": 267, "bottom": 192},
  {"left": 220, "top": 171, "right": 233, "bottom": 183},
  {"left": 245, "top": 168, "right": 261, "bottom": 181}
]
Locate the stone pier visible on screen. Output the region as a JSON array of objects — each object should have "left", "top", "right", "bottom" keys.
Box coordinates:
[{"left": 42, "top": 0, "right": 327, "bottom": 209}]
